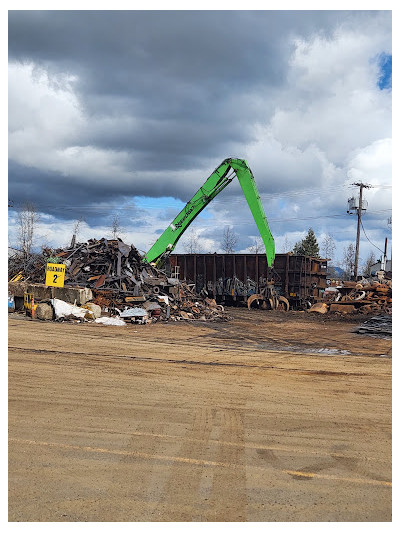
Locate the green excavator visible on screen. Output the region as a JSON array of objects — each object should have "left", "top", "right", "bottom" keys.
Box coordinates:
[{"left": 144, "top": 157, "right": 289, "bottom": 310}]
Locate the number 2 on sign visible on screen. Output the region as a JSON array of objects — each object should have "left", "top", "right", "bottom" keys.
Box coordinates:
[{"left": 45, "top": 263, "right": 65, "bottom": 287}]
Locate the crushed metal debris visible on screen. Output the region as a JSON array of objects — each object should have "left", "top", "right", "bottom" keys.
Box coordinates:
[
  {"left": 309, "top": 279, "right": 392, "bottom": 315},
  {"left": 354, "top": 315, "right": 392, "bottom": 338},
  {"left": 8, "top": 238, "right": 229, "bottom": 323}
]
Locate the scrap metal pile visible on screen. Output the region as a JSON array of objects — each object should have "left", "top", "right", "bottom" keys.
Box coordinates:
[
  {"left": 8, "top": 252, "right": 47, "bottom": 283},
  {"left": 355, "top": 314, "right": 392, "bottom": 338},
  {"left": 8, "top": 238, "right": 228, "bottom": 323},
  {"left": 310, "top": 279, "right": 392, "bottom": 315}
]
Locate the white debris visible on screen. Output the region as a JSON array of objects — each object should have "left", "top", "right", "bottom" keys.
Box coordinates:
[
  {"left": 51, "top": 298, "right": 91, "bottom": 319},
  {"left": 95, "top": 316, "right": 126, "bottom": 326},
  {"left": 120, "top": 307, "right": 148, "bottom": 318}
]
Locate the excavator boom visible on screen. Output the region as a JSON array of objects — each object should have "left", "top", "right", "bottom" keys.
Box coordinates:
[{"left": 144, "top": 158, "right": 275, "bottom": 267}]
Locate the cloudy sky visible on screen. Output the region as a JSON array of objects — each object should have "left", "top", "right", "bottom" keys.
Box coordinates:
[{"left": 8, "top": 7, "right": 392, "bottom": 268}]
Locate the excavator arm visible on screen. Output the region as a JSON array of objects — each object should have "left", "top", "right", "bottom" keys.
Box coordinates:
[{"left": 144, "top": 158, "right": 275, "bottom": 267}]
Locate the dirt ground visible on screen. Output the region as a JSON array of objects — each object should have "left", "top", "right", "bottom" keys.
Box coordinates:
[{"left": 8, "top": 308, "right": 392, "bottom": 522}]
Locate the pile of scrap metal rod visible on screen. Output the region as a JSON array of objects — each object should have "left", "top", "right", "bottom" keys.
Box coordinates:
[
  {"left": 8, "top": 251, "right": 47, "bottom": 283},
  {"left": 309, "top": 278, "right": 392, "bottom": 314},
  {"left": 8, "top": 238, "right": 228, "bottom": 322},
  {"left": 354, "top": 314, "right": 392, "bottom": 338}
]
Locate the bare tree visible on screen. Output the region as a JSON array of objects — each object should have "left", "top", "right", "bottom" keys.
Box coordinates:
[
  {"left": 282, "top": 235, "right": 293, "bottom": 253},
  {"left": 341, "top": 243, "right": 356, "bottom": 280},
  {"left": 321, "top": 233, "right": 336, "bottom": 261},
  {"left": 221, "top": 226, "right": 238, "bottom": 253},
  {"left": 70, "top": 217, "right": 85, "bottom": 247},
  {"left": 109, "top": 213, "right": 124, "bottom": 240},
  {"left": 183, "top": 228, "right": 202, "bottom": 254},
  {"left": 249, "top": 236, "right": 265, "bottom": 254},
  {"left": 362, "top": 251, "right": 376, "bottom": 277},
  {"left": 16, "top": 202, "right": 40, "bottom": 261}
]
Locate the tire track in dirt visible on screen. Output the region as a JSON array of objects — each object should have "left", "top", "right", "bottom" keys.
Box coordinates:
[
  {"left": 153, "top": 406, "right": 214, "bottom": 521},
  {"left": 206, "top": 408, "right": 247, "bottom": 521},
  {"left": 96, "top": 418, "right": 175, "bottom": 521},
  {"left": 257, "top": 443, "right": 391, "bottom": 485},
  {"left": 8, "top": 346, "right": 375, "bottom": 376},
  {"left": 85, "top": 382, "right": 192, "bottom": 521}
]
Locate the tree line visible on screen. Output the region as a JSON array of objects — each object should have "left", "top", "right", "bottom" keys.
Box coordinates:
[
  {"left": 10, "top": 203, "right": 379, "bottom": 280},
  {"left": 184, "top": 225, "right": 378, "bottom": 280}
]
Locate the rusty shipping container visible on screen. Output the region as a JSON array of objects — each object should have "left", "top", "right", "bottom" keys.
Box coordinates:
[{"left": 168, "top": 253, "right": 328, "bottom": 309}]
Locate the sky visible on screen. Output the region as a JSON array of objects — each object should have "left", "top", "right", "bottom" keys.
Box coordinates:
[{"left": 7, "top": 6, "right": 393, "bottom": 269}]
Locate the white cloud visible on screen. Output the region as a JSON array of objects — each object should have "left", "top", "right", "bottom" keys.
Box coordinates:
[
  {"left": 259, "top": 20, "right": 391, "bottom": 165},
  {"left": 9, "top": 63, "right": 82, "bottom": 156},
  {"left": 8, "top": 12, "right": 391, "bottom": 265},
  {"left": 8, "top": 63, "right": 135, "bottom": 184}
]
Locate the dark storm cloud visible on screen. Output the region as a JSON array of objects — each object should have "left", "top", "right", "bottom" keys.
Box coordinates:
[
  {"left": 8, "top": 160, "right": 146, "bottom": 226},
  {"left": 8, "top": 9, "right": 391, "bottom": 260},
  {"left": 79, "top": 115, "right": 251, "bottom": 169},
  {"left": 8, "top": 9, "right": 347, "bottom": 180}
]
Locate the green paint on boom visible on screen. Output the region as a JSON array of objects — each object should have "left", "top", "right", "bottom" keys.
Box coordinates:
[{"left": 144, "top": 158, "right": 275, "bottom": 268}]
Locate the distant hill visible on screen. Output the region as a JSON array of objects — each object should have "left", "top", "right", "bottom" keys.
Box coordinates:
[{"left": 328, "top": 265, "right": 345, "bottom": 278}]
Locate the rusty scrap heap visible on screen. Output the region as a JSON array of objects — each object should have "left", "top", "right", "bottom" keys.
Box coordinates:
[
  {"left": 9, "top": 238, "right": 228, "bottom": 322},
  {"left": 328, "top": 279, "right": 392, "bottom": 314},
  {"left": 310, "top": 279, "right": 392, "bottom": 315}
]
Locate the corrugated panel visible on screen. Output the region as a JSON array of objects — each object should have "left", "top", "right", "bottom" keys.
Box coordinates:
[{"left": 169, "top": 253, "right": 327, "bottom": 303}]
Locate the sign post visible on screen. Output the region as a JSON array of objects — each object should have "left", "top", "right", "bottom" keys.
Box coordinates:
[{"left": 45, "top": 263, "right": 66, "bottom": 288}]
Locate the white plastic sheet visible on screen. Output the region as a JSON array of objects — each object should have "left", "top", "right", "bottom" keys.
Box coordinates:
[
  {"left": 95, "top": 316, "right": 126, "bottom": 326},
  {"left": 51, "top": 298, "right": 90, "bottom": 319},
  {"left": 119, "top": 308, "right": 148, "bottom": 318}
]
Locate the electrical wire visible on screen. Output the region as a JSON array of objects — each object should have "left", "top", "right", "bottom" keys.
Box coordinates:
[
  {"left": 9, "top": 183, "right": 392, "bottom": 210},
  {"left": 360, "top": 219, "right": 385, "bottom": 255},
  {"left": 7, "top": 207, "right": 392, "bottom": 228}
]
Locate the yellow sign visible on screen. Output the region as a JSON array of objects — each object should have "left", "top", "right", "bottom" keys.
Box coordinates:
[{"left": 45, "top": 263, "right": 66, "bottom": 287}]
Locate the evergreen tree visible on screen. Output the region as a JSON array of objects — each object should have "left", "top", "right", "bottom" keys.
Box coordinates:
[{"left": 292, "top": 228, "right": 320, "bottom": 257}]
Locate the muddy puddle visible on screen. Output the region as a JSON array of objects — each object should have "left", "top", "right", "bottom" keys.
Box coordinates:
[{"left": 255, "top": 342, "right": 351, "bottom": 356}]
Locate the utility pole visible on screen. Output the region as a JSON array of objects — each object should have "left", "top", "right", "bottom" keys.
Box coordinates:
[
  {"left": 381, "top": 237, "right": 388, "bottom": 271},
  {"left": 347, "top": 182, "right": 371, "bottom": 280}
]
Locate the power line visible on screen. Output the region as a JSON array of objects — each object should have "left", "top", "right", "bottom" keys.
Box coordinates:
[
  {"left": 360, "top": 219, "right": 385, "bottom": 255},
  {"left": 10, "top": 184, "right": 392, "bottom": 210},
  {"left": 8, "top": 206, "right": 392, "bottom": 221},
  {"left": 8, "top": 207, "right": 392, "bottom": 226}
]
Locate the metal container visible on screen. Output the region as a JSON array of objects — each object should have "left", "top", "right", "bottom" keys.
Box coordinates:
[{"left": 168, "top": 253, "right": 328, "bottom": 310}]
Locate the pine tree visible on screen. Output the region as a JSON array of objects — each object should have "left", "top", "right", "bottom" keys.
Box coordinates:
[{"left": 292, "top": 228, "right": 320, "bottom": 257}]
